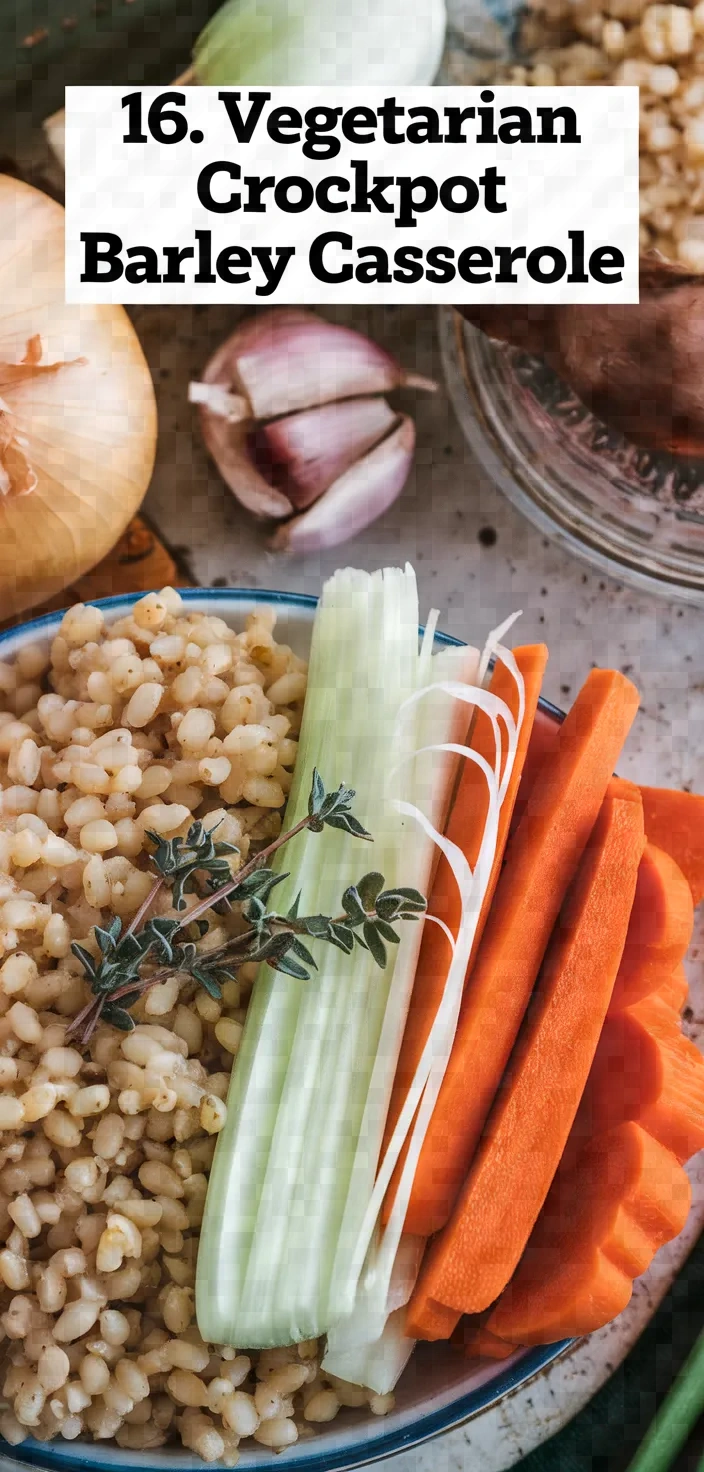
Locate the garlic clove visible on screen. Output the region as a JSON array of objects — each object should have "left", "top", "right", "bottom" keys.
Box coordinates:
[
  {"left": 197, "top": 308, "right": 437, "bottom": 423},
  {"left": 188, "top": 381, "right": 247, "bottom": 422},
  {"left": 197, "top": 411, "right": 294, "bottom": 520},
  {"left": 271, "top": 414, "right": 415, "bottom": 554},
  {"left": 254, "top": 396, "right": 398, "bottom": 511}
]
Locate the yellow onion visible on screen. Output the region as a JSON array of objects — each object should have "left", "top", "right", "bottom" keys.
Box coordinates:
[{"left": 0, "top": 176, "right": 157, "bottom": 620}]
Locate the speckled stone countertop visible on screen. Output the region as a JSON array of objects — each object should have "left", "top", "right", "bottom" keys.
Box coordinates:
[{"left": 135, "top": 300, "right": 704, "bottom": 1472}]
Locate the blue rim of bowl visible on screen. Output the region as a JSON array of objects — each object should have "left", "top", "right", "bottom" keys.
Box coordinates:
[{"left": 0, "top": 588, "right": 569, "bottom": 1472}]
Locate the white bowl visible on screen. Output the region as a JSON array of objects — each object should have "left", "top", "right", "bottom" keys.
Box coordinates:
[{"left": 0, "top": 589, "right": 568, "bottom": 1472}]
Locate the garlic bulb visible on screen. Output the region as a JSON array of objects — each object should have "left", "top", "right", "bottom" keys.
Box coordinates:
[
  {"left": 0, "top": 176, "right": 157, "bottom": 620},
  {"left": 190, "top": 309, "right": 435, "bottom": 552}
]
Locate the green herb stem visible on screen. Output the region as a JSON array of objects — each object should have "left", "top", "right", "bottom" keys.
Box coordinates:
[
  {"left": 626, "top": 1325, "right": 704, "bottom": 1472},
  {"left": 124, "top": 875, "right": 165, "bottom": 939},
  {"left": 65, "top": 772, "right": 422, "bottom": 1046},
  {"left": 180, "top": 812, "right": 315, "bottom": 930}
]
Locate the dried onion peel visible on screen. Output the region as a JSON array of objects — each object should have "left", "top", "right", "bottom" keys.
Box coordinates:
[{"left": 0, "top": 176, "right": 157, "bottom": 619}]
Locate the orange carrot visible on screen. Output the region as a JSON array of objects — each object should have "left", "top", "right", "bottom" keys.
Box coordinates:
[
  {"left": 485, "top": 1124, "right": 691, "bottom": 1346},
  {"left": 406, "top": 781, "right": 644, "bottom": 1339},
  {"left": 659, "top": 964, "right": 689, "bottom": 1015},
  {"left": 400, "top": 668, "right": 640, "bottom": 1240},
  {"left": 382, "top": 645, "right": 548, "bottom": 1220},
  {"left": 575, "top": 992, "right": 704, "bottom": 1167},
  {"left": 452, "top": 1321, "right": 517, "bottom": 1360},
  {"left": 508, "top": 704, "right": 561, "bottom": 837},
  {"left": 608, "top": 844, "right": 694, "bottom": 1012},
  {"left": 640, "top": 786, "right": 704, "bottom": 906}
]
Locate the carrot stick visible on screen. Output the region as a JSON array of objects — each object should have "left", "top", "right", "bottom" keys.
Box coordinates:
[
  {"left": 508, "top": 704, "right": 561, "bottom": 837},
  {"left": 400, "top": 668, "right": 641, "bottom": 1240},
  {"left": 640, "top": 786, "right": 704, "bottom": 906},
  {"left": 609, "top": 844, "right": 694, "bottom": 1012},
  {"left": 381, "top": 645, "right": 548, "bottom": 1220},
  {"left": 406, "top": 780, "right": 645, "bottom": 1338}
]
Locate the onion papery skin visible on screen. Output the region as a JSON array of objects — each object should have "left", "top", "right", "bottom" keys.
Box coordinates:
[{"left": 0, "top": 176, "right": 157, "bottom": 620}]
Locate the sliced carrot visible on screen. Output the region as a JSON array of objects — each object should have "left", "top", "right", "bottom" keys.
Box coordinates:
[
  {"left": 575, "top": 992, "right": 704, "bottom": 1167},
  {"left": 508, "top": 705, "right": 561, "bottom": 837},
  {"left": 640, "top": 786, "right": 704, "bottom": 906},
  {"left": 382, "top": 645, "right": 548, "bottom": 1222},
  {"left": 608, "top": 844, "right": 694, "bottom": 1012},
  {"left": 405, "top": 781, "right": 644, "bottom": 1338},
  {"left": 452, "top": 1321, "right": 518, "bottom": 1360},
  {"left": 659, "top": 964, "right": 689, "bottom": 1015},
  {"left": 485, "top": 1124, "right": 691, "bottom": 1345},
  {"left": 401, "top": 668, "right": 641, "bottom": 1240}
]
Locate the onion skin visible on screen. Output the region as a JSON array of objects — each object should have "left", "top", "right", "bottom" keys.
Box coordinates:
[
  {"left": 0, "top": 176, "right": 157, "bottom": 620},
  {"left": 458, "top": 256, "right": 704, "bottom": 458}
]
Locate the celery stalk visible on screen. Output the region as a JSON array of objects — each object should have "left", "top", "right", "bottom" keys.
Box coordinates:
[
  {"left": 196, "top": 566, "right": 477, "bottom": 1348},
  {"left": 324, "top": 627, "right": 526, "bottom": 1392}
]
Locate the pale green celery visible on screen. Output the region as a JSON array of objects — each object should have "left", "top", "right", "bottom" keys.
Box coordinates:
[
  {"left": 193, "top": 0, "right": 447, "bottom": 86},
  {"left": 323, "top": 642, "right": 479, "bottom": 1332},
  {"left": 197, "top": 566, "right": 432, "bottom": 1348},
  {"left": 324, "top": 629, "right": 525, "bottom": 1393}
]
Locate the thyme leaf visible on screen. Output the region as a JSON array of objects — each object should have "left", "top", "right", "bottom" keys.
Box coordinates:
[{"left": 66, "top": 772, "right": 425, "bottom": 1045}]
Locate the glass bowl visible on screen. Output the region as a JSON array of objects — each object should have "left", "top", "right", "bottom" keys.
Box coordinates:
[
  {"left": 439, "top": 307, "right": 704, "bottom": 605},
  {"left": 0, "top": 589, "right": 569, "bottom": 1472}
]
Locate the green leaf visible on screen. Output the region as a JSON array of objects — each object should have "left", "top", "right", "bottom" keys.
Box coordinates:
[
  {"left": 268, "top": 952, "right": 311, "bottom": 981},
  {"left": 117, "top": 933, "right": 147, "bottom": 965},
  {"left": 112, "top": 989, "right": 142, "bottom": 1010},
  {"left": 251, "top": 932, "right": 298, "bottom": 963},
  {"left": 70, "top": 943, "right": 97, "bottom": 982},
  {"left": 329, "top": 923, "right": 355, "bottom": 954},
  {"left": 235, "top": 868, "right": 287, "bottom": 904},
  {"left": 101, "top": 1004, "right": 136, "bottom": 1032},
  {"left": 244, "top": 896, "right": 267, "bottom": 927},
  {"left": 142, "top": 916, "right": 181, "bottom": 965},
  {"left": 363, "top": 920, "right": 387, "bottom": 969},
  {"left": 290, "top": 937, "right": 317, "bottom": 969},
  {"left": 308, "top": 768, "right": 326, "bottom": 817},
  {"left": 302, "top": 914, "right": 331, "bottom": 939},
  {"left": 325, "top": 813, "right": 373, "bottom": 840},
  {"left": 94, "top": 925, "right": 118, "bottom": 957},
  {"left": 190, "top": 967, "right": 223, "bottom": 1000},
  {"left": 374, "top": 918, "right": 400, "bottom": 945},
  {"left": 287, "top": 892, "right": 302, "bottom": 921},
  {"left": 341, "top": 886, "right": 366, "bottom": 926},
  {"left": 357, "top": 871, "right": 385, "bottom": 911},
  {"left": 174, "top": 941, "right": 197, "bottom": 970}
]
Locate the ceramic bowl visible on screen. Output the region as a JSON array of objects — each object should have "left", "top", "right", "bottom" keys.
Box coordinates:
[{"left": 0, "top": 588, "right": 569, "bottom": 1472}]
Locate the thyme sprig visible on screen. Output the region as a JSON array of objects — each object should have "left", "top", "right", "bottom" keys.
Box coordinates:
[{"left": 66, "top": 772, "right": 426, "bottom": 1045}]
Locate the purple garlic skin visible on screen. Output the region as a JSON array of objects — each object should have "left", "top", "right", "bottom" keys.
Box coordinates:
[
  {"left": 201, "top": 308, "right": 435, "bottom": 422},
  {"left": 253, "top": 397, "right": 398, "bottom": 512},
  {"left": 271, "top": 415, "right": 416, "bottom": 555},
  {"left": 191, "top": 308, "right": 436, "bottom": 545}
]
